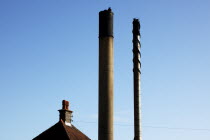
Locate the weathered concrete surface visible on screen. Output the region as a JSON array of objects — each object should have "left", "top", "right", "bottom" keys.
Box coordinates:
[
  {"left": 99, "top": 37, "right": 114, "bottom": 140},
  {"left": 98, "top": 8, "right": 114, "bottom": 140}
]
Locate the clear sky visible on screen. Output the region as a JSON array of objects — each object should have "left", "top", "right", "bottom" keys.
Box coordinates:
[{"left": 0, "top": 0, "right": 210, "bottom": 140}]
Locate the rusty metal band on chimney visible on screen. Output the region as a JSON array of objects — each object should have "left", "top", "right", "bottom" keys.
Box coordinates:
[
  {"left": 132, "top": 19, "right": 142, "bottom": 140},
  {"left": 99, "top": 8, "right": 114, "bottom": 140}
]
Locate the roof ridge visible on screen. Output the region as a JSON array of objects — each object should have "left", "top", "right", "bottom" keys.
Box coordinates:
[
  {"left": 60, "top": 120, "right": 73, "bottom": 139},
  {"left": 63, "top": 122, "right": 91, "bottom": 140},
  {"left": 33, "top": 120, "right": 70, "bottom": 140},
  {"left": 33, "top": 120, "right": 91, "bottom": 140},
  {"left": 71, "top": 125, "right": 90, "bottom": 139}
]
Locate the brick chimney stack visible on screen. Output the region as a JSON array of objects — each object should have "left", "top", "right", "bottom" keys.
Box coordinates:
[{"left": 58, "top": 100, "right": 73, "bottom": 126}]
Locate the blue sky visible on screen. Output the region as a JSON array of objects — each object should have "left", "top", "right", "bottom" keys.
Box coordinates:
[{"left": 0, "top": 0, "right": 210, "bottom": 140}]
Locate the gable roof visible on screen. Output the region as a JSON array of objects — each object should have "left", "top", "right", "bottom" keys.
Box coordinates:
[{"left": 33, "top": 120, "right": 91, "bottom": 140}]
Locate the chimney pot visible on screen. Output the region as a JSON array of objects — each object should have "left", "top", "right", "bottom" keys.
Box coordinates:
[{"left": 62, "top": 100, "right": 69, "bottom": 110}]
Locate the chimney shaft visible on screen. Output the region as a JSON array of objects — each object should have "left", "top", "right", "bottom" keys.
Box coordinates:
[
  {"left": 132, "top": 19, "right": 142, "bottom": 140},
  {"left": 58, "top": 100, "right": 73, "bottom": 126},
  {"left": 98, "top": 8, "right": 114, "bottom": 140}
]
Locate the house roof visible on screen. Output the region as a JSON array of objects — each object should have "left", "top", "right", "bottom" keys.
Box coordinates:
[{"left": 33, "top": 120, "right": 91, "bottom": 140}]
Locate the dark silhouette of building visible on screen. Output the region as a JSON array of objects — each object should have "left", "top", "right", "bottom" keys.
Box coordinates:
[{"left": 33, "top": 100, "right": 91, "bottom": 140}]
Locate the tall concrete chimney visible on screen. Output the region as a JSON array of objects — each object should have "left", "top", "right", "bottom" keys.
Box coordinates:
[
  {"left": 98, "top": 8, "right": 114, "bottom": 140},
  {"left": 132, "top": 19, "right": 142, "bottom": 140}
]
